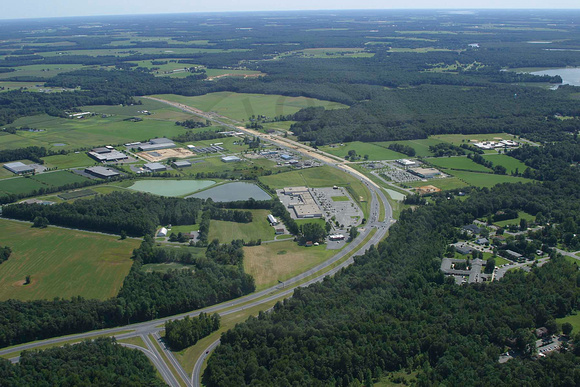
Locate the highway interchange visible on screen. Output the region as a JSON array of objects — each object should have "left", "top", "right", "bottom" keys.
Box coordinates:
[{"left": 1, "top": 98, "right": 395, "bottom": 387}]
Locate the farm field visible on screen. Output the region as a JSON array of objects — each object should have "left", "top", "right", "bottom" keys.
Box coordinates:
[
  {"left": 0, "top": 171, "right": 91, "bottom": 197},
  {"left": 31, "top": 171, "right": 90, "bottom": 186},
  {"left": 0, "top": 219, "right": 139, "bottom": 301},
  {"left": 281, "top": 47, "right": 374, "bottom": 58},
  {"left": 0, "top": 177, "right": 45, "bottom": 195},
  {"left": 428, "top": 156, "right": 493, "bottom": 172},
  {"left": 150, "top": 92, "right": 347, "bottom": 121},
  {"left": 244, "top": 240, "right": 337, "bottom": 290},
  {"left": 209, "top": 210, "right": 275, "bottom": 243},
  {"left": 320, "top": 141, "right": 406, "bottom": 161},
  {"left": 482, "top": 154, "right": 529, "bottom": 174},
  {"left": 0, "top": 64, "right": 90, "bottom": 80},
  {"left": 376, "top": 138, "right": 446, "bottom": 157},
  {"left": 40, "top": 47, "right": 250, "bottom": 58}
]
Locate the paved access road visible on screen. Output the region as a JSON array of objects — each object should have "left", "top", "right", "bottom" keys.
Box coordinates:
[{"left": 1, "top": 97, "right": 394, "bottom": 387}]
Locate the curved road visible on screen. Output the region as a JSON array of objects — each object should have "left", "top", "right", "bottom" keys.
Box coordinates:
[{"left": 1, "top": 97, "right": 395, "bottom": 387}]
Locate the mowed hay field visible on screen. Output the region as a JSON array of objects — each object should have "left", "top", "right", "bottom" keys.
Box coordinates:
[
  {"left": 151, "top": 92, "right": 347, "bottom": 121},
  {"left": 0, "top": 219, "right": 139, "bottom": 301},
  {"left": 244, "top": 241, "right": 336, "bottom": 290},
  {"left": 321, "top": 141, "right": 406, "bottom": 161},
  {"left": 209, "top": 210, "right": 275, "bottom": 243}
]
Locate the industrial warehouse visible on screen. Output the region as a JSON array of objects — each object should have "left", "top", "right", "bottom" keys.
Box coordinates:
[
  {"left": 138, "top": 138, "right": 176, "bottom": 151},
  {"left": 281, "top": 186, "right": 323, "bottom": 218},
  {"left": 87, "top": 146, "right": 129, "bottom": 162}
]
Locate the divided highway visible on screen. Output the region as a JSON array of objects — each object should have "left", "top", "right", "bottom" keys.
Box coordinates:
[{"left": 1, "top": 97, "right": 396, "bottom": 387}]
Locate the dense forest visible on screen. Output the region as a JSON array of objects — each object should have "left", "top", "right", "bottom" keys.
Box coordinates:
[
  {"left": 0, "top": 338, "right": 163, "bottom": 386},
  {"left": 165, "top": 313, "right": 221, "bottom": 351},
  {"left": 203, "top": 148, "right": 580, "bottom": 386}
]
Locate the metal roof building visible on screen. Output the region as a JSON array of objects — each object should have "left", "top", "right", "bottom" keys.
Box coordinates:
[
  {"left": 221, "top": 156, "right": 241, "bottom": 163},
  {"left": 88, "top": 150, "right": 128, "bottom": 162},
  {"left": 3, "top": 162, "right": 35, "bottom": 174},
  {"left": 85, "top": 166, "right": 120, "bottom": 179},
  {"left": 138, "top": 138, "right": 176, "bottom": 151},
  {"left": 172, "top": 160, "right": 192, "bottom": 168},
  {"left": 144, "top": 162, "right": 167, "bottom": 172}
]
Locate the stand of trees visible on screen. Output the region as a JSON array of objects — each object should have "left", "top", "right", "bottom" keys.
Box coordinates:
[
  {"left": 203, "top": 154, "right": 580, "bottom": 386},
  {"left": 0, "top": 246, "right": 11, "bottom": 265},
  {"left": 0, "top": 338, "right": 163, "bottom": 386},
  {"left": 165, "top": 313, "right": 220, "bottom": 351}
]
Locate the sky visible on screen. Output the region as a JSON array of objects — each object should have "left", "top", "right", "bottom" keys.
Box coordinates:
[{"left": 3, "top": 0, "right": 580, "bottom": 20}]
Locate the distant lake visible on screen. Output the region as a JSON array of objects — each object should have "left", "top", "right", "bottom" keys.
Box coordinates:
[
  {"left": 530, "top": 68, "right": 580, "bottom": 87},
  {"left": 187, "top": 182, "right": 271, "bottom": 202},
  {"left": 128, "top": 180, "right": 215, "bottom": 197}
]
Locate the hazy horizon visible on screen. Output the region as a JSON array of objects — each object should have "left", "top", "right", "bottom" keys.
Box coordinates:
[{"left": 2, "top": 1, "right": 580, "bottom": 21}]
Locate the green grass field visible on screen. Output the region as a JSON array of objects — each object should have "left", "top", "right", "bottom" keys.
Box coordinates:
[
  {"left": 493, "top": 211, "right": 536, "bottom": 227},
  {"left": 0, "top": 171, "right": 91, "bottom": 197},
  {"left": 428, "top": 157, "right": 493, "bottom": 172},
  {"left": 447, "top": 170, "right": 533, "bottom": 188},
  {"left": 42, "top": 152, "right": 97, "bottom": 169},
  {"left": 557, "top": 313, "right": 580, "bottom": 335},
  {"left": 1, "top": 99, "right": 195, "bottom": 151},
  {"left": 150, "top": 92, "right": 347, "bottom": 121},
  {"left": 407, "top": 177, "right": 468, "bottom": 191},
  {"left": 31, "top": 171, "right": 90, "bottom": 186},
  {"left": 0, "top": 176, "right": 46, "bottom": 195},
  {"left": 331, "top": 196, "right": 349, "bottom": 202},
  {"left": 244, "top": 240, "right": 337, "bottom": 290},
  {"left": 320, "top": 141, "right": 406, "bottom": 161},
  {"left": 376, "top": 138, "right": 446, "bottom": 158},
  {"left": 209, "top": 210, "right": 275, "bottom": 242},
  {"left": 481, "top": 154, "right": 529, "bottom": 174},
  {"left": 0, "top": 219, "right": 139, "bottom": 301},
  {"left": 0, "top": 64, "right": 90, "bottom": 80}
]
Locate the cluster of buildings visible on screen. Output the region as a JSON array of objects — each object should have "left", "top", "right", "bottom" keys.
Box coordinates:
[
  {"left": 187, "top": 144, "right": 224, "bottom": 154},
  {"left": 282, "top": 187, "right": 323, "bottom": 218},
  {"left": 409, "top": 167, "right": 441, "bottom": 179},
  {"left": 396, "top": 159, "right": 417, "bottom": 168},
  {"left": 473, "top": 140, "right": 519, "bottom": 150},
  {"left": 88, "top": 146, "right": 128, "bottom": 163}
]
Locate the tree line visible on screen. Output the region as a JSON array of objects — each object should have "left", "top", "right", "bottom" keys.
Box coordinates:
[{"left": 165, "top": 313, "right": 220, "bottom": 351}]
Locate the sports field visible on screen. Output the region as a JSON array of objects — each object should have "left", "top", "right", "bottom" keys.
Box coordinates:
[
  {"left": 243, "top": 240, "right": 336, "bottom": 290},
  {"left": 150, "top": 92, "right": 347, "bottom": 121},
  {"left": 209, "top": 210, "right": 275, "bottom": 242},
  {"left": 0, "top": 219, "right": 139, "bottom": 301},
  {"left": 320, "top": 141, "right": 406, "bottom": 161},
  {"left": 428, "top": 157, "right": 492, "bottom": 172}
]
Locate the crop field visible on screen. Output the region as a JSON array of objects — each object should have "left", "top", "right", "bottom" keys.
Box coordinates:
[
  {"left": 205, "top": 68, "right": 265, "bottom": 79},
  {"left": 376, "top": 138, "right": 446, "bottom": 157},
  {"left": 209, "top": 210, "right": 275, "bottom": 243},
  {"left": 0, "top": 219, "right": 139, "bottom": 301},
  {"left": 481, "top": 154, "right": 529, "bottom": 174},
  {"left": 428, "top": 157, "right": 493, "bottom": 172},
  {"left": 244, "top": 240, "right": 336, "bottom": 290},
  {"left": 40, "top": 47, "right": 250, "bottom": 58},
  {"left": 151, "top": 92, "right": 347, "bottom": 121},
  {"left": 320, "top": 141, "right": 406, "bottom": 161}
]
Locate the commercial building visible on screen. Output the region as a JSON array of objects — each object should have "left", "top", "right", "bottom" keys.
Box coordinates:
[
  {"left": 84, "top": 166, "right": 120, "bottom": 179},
  {"left": 280, "top": 154, "right": 293, "bottom": 161},
  {"left": 138, "top": 138, "right": 176, "bottom": 151},
  {"left": 396, "top": 159, "right": 417, "bottom": 168},
  {"left": 283, "top": 186, "right": 309, "bottom": 195},
  {"left": 329, "top": 234, "right": 345, "bottom": 241},
  {"left": 409, "top": 167, "right": 441, "bottom": 179},
  {"left": 87, "top": 147, "right": 128, "bottom": 162},
  {"left": 172, "top": 160, "right": 192, "bottom": 168},
  {"left": 221, "top": 156, "right": 241, "bottom": 163},
  {"left": 144, "top": 162, "right": 167, "bottom": 172},
  {"left": 267, "top": 214, "right": 278, "bottom": 225},
  {"left": 288, "top": 190, "right": 323, "bottom": 218},
  {"left": 3, "top": 162, "right": 35, "bottom": 174}
]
